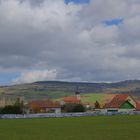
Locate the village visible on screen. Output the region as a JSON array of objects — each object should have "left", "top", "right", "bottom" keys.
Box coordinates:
[{"left": 0, "top": 90, "right": 140, "bottom": 115}]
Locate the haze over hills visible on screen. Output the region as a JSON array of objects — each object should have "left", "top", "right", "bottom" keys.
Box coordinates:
[{"left": 0, "top": 80, "right": 140, "bottom": 101}]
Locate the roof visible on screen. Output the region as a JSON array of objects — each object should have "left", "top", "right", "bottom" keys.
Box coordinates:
[
  {"left": 63, "top": 96, "right": 81, "bottom": 103},
  {"left": 104, "top": 94, "right": 129, "bottom": 108},
  {"left": 136, "top": 103, "right": 140, "bottom": 110},
  {"left": 28, "top": 100, "right": 60, "bottom": 109}
]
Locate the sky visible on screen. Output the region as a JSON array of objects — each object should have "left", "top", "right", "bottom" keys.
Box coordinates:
[{"left": 0, "top": 0, "right": 140, "bottom": 85}]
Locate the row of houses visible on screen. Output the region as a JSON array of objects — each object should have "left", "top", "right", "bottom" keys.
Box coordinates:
[
  {"left": 27, "top": 93, "right": 140, "bottom": 113},
  {"left": 1, "top": 90, "right": 140, "bottom": 114}
]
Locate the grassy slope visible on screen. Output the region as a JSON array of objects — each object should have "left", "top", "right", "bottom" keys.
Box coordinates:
[
  {"left": 0, "top": 116, "right": 140, "bottom": 140},
  {"left": 81, "top": 94, "right": 104, "bottom": 103},
  {"left": 0, "top": 83, "right": 76, "bottom": 100}
]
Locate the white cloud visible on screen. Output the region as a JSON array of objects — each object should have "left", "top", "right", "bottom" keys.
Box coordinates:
[
  {"left": 0, "top": 0, "right": 140, "bottom": 83},
  {"left": 12, "top": 69, "right": 57, "bottom": 84}
]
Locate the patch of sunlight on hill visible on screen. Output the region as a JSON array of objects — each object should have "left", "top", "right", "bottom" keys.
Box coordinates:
[
  {"left": 81, "top": 93, "right": 116, "bottom": 107},
  {"left": 81, "top": 94, "right": 104, "bottom": 103},
  {"left": 80, "top": 93, "right": 117, "bottom": 105},
  {"left": 56, "top": 93, "right": 117, "bottom": 107}
]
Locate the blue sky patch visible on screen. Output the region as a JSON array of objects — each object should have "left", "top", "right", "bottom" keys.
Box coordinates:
[
  {"left": 104, "top": 19, "right": 123, "bottom": 26},
  {"left": 65, "top": 0, "right": 90, "bottom": 4},
  {"left": 0, "top": 72, "right": 20, "bottom": 85}
]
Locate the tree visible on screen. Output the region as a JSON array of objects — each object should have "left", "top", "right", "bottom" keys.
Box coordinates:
[
  {"left": 61, "top": 103, "right": 85, "bottom": 112},
  {"left": 95, "top": 100, "right": 100, "bottom": 109},
  {"left": 0, "top": 105, "right": 22, "bottom": 114},
  {"left": 0, "top": 98, "right": 24, "bottom": 114},
  {"left": 29, "top": 104, "right": 40, "bottom": 113},
  {"left": 73, "top": 104, "right": 85, "bottom": 112},
  {"left": 14, "top": 98, "right": 21, "bottom": 106}
]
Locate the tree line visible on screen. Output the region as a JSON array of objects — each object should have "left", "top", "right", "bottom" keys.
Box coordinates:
[{"left": 0, "top": 98, "right": 24, "bottom": 114}]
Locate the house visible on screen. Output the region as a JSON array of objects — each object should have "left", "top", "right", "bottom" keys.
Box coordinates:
[
  {"left": 28, "top": 99, "right": 61, "bottom": 113},
  {"left": 103, "top": 94, "right": 137, "bottom": 113},
  {"left": 82, "top": 102, "right": 95, "bottom": 111}
]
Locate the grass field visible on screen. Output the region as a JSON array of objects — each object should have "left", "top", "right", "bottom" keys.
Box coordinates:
[
  {"left": 0, "top": 115, "right": 140, "bottom": 140},
  {"left": 81, "top": 93, "right": 105, "bottom": 103}
]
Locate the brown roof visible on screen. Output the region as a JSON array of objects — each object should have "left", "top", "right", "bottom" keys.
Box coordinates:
[
  {"left": 104, "top": 94, "right": 129, "bottom": 108},
  {"left": 63, "top": 96, "right": 81, "bottom": 103},
  {"left": 28, "top": 99, "right": 60, "bottom": 109}
]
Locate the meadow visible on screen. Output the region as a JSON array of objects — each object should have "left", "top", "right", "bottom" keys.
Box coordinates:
[{"left": 0, "top": 115, "right": 140, "bottom": 140}]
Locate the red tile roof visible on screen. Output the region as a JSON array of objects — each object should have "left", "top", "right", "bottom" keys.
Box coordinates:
[
  {"left": 28, "top": 100, "right": 60, "bottom": 109},
  {"left": 63, "top": 96, "right": 81, "bottom": 103},
  {"left": 104, "top": 94, "right": 129, "bottom": 108},
  {"left": 136, "top": 103, "right": 140, "bottom": 110}
]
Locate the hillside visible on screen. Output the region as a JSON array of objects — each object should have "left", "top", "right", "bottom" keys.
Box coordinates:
[{"left": 0, "top": 80, "right": 140, "bottom": 101}]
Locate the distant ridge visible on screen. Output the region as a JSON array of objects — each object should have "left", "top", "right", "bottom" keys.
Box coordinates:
[{"left": 0, "top": 80, "right": 140, "bottom": 100}]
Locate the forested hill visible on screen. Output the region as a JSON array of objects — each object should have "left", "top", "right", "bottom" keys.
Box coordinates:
[{"left": 0, "top": 80, "right": 140, "bottom": 100}]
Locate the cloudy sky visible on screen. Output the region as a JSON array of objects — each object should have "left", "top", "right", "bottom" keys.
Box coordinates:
[{"left": 0, "top": 0, "right": 140, "bottom": 85}]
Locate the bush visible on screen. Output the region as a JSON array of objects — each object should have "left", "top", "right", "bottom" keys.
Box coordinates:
[
  {"left": 61, "top": 103, "right": 85, "bottom": 113},
  {"left": 0, "top": 98, "right": 24, "bottom": 114},
  {"left": 0, "top": 105, "right": 22, "bottom": 114}
]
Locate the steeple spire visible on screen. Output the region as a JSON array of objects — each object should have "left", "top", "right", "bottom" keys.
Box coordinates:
[{"left": 75, "top": 84, "right": 81, "bottom": 100}]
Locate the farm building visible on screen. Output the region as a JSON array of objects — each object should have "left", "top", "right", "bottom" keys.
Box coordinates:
[
  {"left": 103, "top": 94, "right": 137, "bottom": 113},
  {"left": 28, "top": 99, "right": 61, "bottom": 113}
]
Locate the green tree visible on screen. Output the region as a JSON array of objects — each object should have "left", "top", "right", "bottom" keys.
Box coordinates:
[
  {"left": 0, "top": 98, "right": 24, "bottom": 114},
  {"left": 0, "top": 105, "right": 22, "bottom": 114},
  {"left": 61, "top": 103, "right": 85, "bottom": 113},
  {"left": 95, "top": 100, "right": 100, "bottom": 109}
]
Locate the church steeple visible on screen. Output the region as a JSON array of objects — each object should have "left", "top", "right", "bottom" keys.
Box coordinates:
[{"left": 75, "top": 85, "right": 81, "bottom": 100}]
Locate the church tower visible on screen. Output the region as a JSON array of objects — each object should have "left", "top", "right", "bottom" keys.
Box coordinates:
[{"left": 75, "top": 85, "right": 81, "bottom": 100}]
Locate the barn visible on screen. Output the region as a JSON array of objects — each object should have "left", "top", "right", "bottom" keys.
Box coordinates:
[{"left": 104, "top": 94, "right": 136, "bottom": 113}]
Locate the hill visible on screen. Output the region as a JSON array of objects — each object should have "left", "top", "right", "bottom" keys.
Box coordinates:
[{"left": 0, "top": 80, "right": 140, "bottom": 101}]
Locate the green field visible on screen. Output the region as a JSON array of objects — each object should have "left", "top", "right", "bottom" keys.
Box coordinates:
[
  {"left": 81, "top": 93, "right": 105, "bottom": 103},
  {"left": 0, "top": 115, "right": 140, "bottom": 140},
  {"left": 57, "top": 93, "right": 104, "bottom": 102}
]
